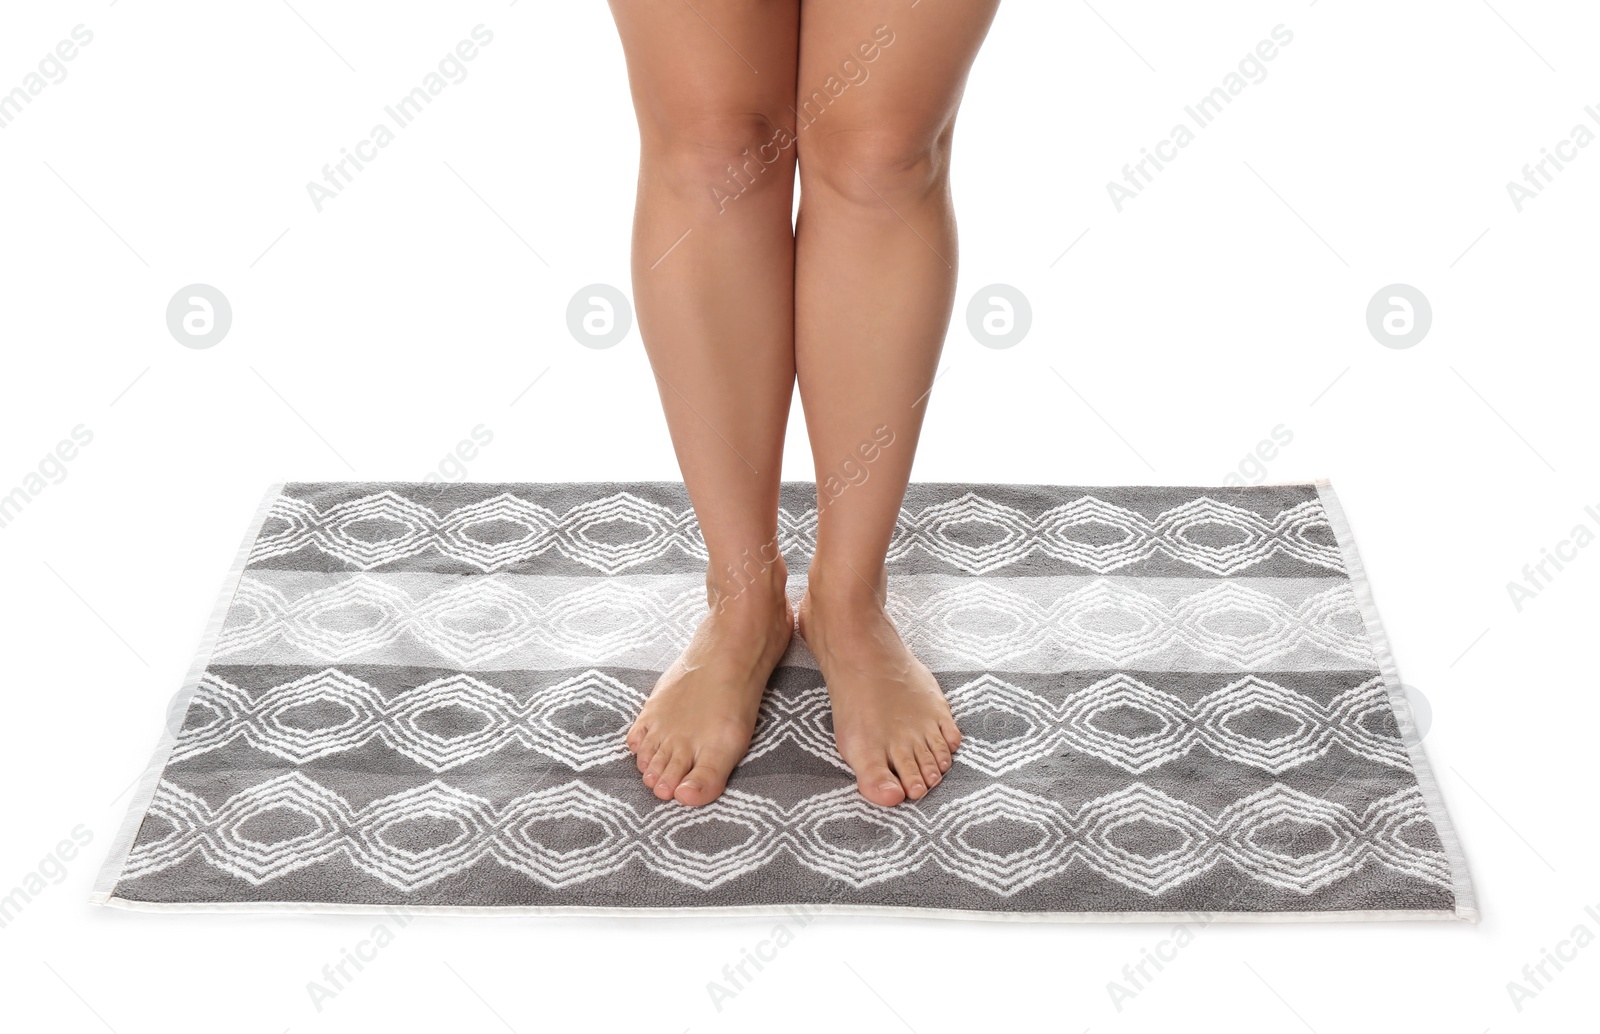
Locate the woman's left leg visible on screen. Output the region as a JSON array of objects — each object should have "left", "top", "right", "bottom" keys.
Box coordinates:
[{"left": 792, "top": 0, "right": 1000, "bottom": 806}]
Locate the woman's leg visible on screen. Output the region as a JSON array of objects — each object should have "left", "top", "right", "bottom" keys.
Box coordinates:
[
  {"left": 608, "top": 0, "right": 801, "bottom": 806},
  {"left": 792, "top": 0, "right": 999, "bottom": 805}
]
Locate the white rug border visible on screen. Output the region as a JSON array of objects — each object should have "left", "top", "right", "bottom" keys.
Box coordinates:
[
  {"left": 91, "top": 482, "right": 287, "bottom": 904},
  {"left": 91, "top": 479, "right": 1478, "bottom": 923},
  {"left": 1314, "top": 479, "right": 1478, "bottom": 923},
  {"left": 93, "top": 895, "right": 1466, "bottom": 925}
]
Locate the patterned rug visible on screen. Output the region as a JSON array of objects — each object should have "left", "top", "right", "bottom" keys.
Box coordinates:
[{"left": 95, "top": 481, "right": 1476, "bottom": 921}]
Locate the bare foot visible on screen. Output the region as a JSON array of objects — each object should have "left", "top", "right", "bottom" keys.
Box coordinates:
[
  {"left": 626, "top": 560, "right": 793, "bottom": 806},
  {"left": 797, "top": 568, "right": 961, "bottom": 806}
]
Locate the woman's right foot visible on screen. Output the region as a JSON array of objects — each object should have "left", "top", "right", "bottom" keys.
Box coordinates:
[
  {"left": 797, "top": 566, "right": 961, "bottom": 807},
  {"left": 625, "top": 558, "right": 793, "bottom": 806}
]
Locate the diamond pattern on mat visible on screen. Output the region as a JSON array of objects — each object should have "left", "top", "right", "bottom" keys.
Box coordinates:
[
  {"left": 173, "top": 669, "right": 1410, "bottom": 779},
  {"left": 214, "top": 574, "right": 1373, "bottom": 670},
  {"left": 216, "top": 576, "right": 703, "bottom": 668},
  {"left": 123, "top": 774, "right": 1450, "bottom": 897},
  {"left": 893, "top": 579, "right": 1372, "bottom": 668},
  {"left": 252, "top": 489, "right": 1342, "bottom": 576},
  {"left": 950, "top": 673, "right": 1411, "bottom": 775},
  {"left": 174, "top": 668, "right": 647, "bottom": 772}
]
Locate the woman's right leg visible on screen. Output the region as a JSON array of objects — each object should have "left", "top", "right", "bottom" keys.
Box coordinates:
[
  {"left": 608, "top": 0, "right": 801, "bottom": 806},
  {"left": 792, "top": 1, "right": 998, "bottom": 807}
]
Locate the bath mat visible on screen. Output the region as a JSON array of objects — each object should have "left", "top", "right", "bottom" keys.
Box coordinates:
[{"left": 94, "top": 481, "right": 1476, "bottom": 922}]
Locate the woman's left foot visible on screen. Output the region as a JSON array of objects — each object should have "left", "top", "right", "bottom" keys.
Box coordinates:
[{"left": 797, "top": 569, "right": 961, "bottom": 806}]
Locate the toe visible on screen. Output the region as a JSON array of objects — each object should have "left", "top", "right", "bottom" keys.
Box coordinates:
[
  {"left": 639, "top": 735, "right": 668, "bottom": 783},
  {"left": 939, "top": 717, "right": 962, "bottom": 754},
  {"left": 653, "top": 750, "right": 692, "bottom": 800},
  {"left": 890, "top": 745, "right": 927, "bottom": 801},
  {"left": 928, "top": 733, "right": 953, "bottom": 773},
  {"left": 675, "top": 757, "right": 733, "bottom": 807},
  {"left": 914, "top": 740, "right": 942, "bottom": 790},
  {"left": 625, "top": 718, "right": 647, "bottom": 755},
  {"left": 635, "top": 731, "right": 662, "bottom": 775},
  {"left": 855, "top": 761, "right": 906, "bottom": 807}
]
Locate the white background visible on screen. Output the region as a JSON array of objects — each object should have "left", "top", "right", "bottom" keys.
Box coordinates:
[{"left": 2, "top": 1, "right": 1597, "bottom": 1031}]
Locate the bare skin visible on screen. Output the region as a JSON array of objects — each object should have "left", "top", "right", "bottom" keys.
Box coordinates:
[
  {"left": 793, "top": 0, "right": 996, "bottom": 804},
  {"left": 797, "top": 571, "right": 960, "bottom": 806},
  {"left": 609, "top": 0, "right": 998, "bottom": 806},
  {"left": 628, "top": 562, "right": 794, "bottom": 806},
  {"left": 610, "top": 0, "right": 800, "bottom": 807}
]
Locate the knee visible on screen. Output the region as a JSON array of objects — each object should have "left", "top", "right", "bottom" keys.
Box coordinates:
[
  {"left": 799, "top": 126, "right": 952, "bottom": 208},
  {"left": 641, "top": 113, "right": 797, "bottom": 212}
]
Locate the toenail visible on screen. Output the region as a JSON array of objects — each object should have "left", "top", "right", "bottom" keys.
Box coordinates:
[{"left": 912, "top": 783, "right": 925, "bottom": 794}]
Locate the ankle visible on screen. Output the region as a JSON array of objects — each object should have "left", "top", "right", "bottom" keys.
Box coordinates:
[
  {"left": 803, "top": 559, "right": 887, "bottom": 613},
  {"left": 706, "top": 550, "right": 789, "bottom": 615}
]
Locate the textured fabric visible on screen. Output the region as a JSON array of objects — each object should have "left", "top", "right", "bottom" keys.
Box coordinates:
[{"left": 95, "top": 482, "right": 1475, "bottom": 920}]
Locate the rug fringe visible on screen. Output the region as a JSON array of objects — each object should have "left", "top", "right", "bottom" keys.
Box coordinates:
[
  {"left": 91, "top": 895, "right": 1472, "bottom": 924},
  {"left": 90, "top": 483, "right": 287, "bottom": 905},
  {"left": 1315, "top": 480, "right": 1479, "bottom": 922}
]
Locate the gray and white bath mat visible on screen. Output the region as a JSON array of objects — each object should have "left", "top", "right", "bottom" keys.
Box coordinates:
[{"left": 95, "top": 481, "right": 1476, "bottom": 922}]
